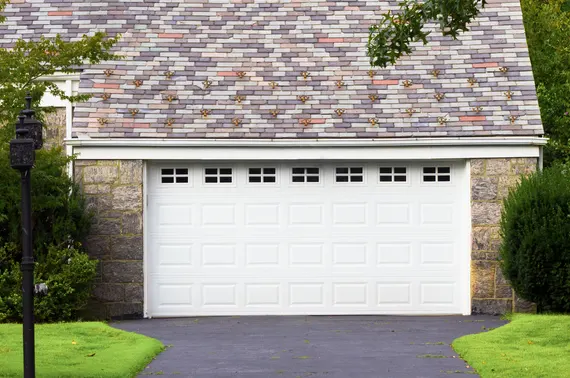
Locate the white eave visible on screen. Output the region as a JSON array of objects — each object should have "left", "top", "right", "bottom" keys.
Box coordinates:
[{"left": 66, "top": 136, "right": 547, "bottom": 161}]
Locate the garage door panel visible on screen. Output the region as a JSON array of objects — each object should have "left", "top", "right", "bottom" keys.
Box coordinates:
[
  {"left": 420, "top": 282, "right": 457, "bottom": 305},
  {"left": 377, "top": 283, "right": 413, "bottom": 305},
  {"left": 150, "top": 241, "right": 460, "bottom": 274},
  {"left": 150, "top": 203, "right": 461, "bottom": 232},
  {"left": 147, "top": 161, "right": 468, "bottom": 316},
  {"left": 150, "top": 279, "right": 463, "bottom": 316}
]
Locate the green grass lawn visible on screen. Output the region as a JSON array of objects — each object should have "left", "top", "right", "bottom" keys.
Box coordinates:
[
  {"left": 453, "top": 314, "right": 570, "bottom": 378},
  {"left": 0, "top": 322, "right": 163, "bottom": 378}
]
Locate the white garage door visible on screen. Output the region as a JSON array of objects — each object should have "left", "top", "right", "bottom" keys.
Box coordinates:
[{"left": 146, "top": 161, "right": 470, "bottom": 317}]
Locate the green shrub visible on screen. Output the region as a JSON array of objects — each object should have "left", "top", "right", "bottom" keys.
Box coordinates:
[
  {"left": 0, "top": 146, "right": 92, "bottom": 255},
  {"left": 0, "top": 140, "right": 96, "bottom": 323},
  {"left": 500, "top": 164, "right": 570, "bottom": 312},
  {"left": 0, "top": 245, "right": 98, "bottom": 323}
]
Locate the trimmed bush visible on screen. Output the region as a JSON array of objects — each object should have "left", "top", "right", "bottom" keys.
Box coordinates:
[{"left": 500, "top": 164, "right": 570, "bottom": 312}]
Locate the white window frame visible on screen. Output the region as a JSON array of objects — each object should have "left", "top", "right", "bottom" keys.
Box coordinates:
[
  {"left": 421, "top": 165, "right": 453, "bottom": 184},
  {"left": 334, "top": 166, "right": 366, "bottom": 185},
  {"left": 378, "top": 165, "right": 410, "bottom": 185},
  {"left": 247, "top": 167, "right": 279, "bottom": 185},
  {"left": 203, "top": 167, "right": 234, "bottom": 185},
  {"left": 160, "top": 167, "right": 191, "bottom": 185},
  {"left": 290, "top": 166, "right": 322, "bottom": 185}
]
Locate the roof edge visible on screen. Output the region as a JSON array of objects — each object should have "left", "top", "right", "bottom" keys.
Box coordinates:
[{"left": 66, "top": 136, "right": 548, "bottom": 148}]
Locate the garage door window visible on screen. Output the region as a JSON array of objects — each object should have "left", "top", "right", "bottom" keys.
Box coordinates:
[
  {"left": 379, "top": 167, "right": 407, "bottom": 183},
  {"left": 423, "top": 166, "right": 451, "bottom": 182},
  {"left": 336, "top": 167, "right": 364, "bottom": 183},
  {"left": 248, "top": 168, "right": 277, "bottom": 183},
  {"left": 204, "top": 168, "right": 233, "bottom": 183},
  {"left": 292, "top": 167, "right": 320, "bottom": 183},
  {"left": 161, "top": 168, "right": 189, "bottom": 184}
]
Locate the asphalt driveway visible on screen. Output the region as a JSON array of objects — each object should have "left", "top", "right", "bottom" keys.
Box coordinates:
[{"left": 113, "top": 315, "right": 506, "bottom": 378}]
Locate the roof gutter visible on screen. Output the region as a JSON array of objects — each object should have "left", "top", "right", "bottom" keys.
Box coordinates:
[{"left": 66, "top": 136, "right": 548, "bottom": 148}]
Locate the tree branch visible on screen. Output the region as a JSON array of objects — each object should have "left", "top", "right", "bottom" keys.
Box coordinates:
[{"left": 367, "top": 0, "right": 486, "bottom": 67}]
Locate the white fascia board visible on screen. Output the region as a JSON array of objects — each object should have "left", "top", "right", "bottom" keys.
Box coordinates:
[
  {"left": 67, "top": 136, "right": 547, "bottom": 148},
  {"left": 68, "top": 137, "right": 545, "bottom": 161}
]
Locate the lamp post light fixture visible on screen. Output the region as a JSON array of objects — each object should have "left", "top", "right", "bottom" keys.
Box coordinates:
[{"left": 9, "top": 93, "right": 43, "bottom": 378}]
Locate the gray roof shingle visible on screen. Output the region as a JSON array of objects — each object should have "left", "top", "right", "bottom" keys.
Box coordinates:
[{"left": 0, "top": 0, "right": 544, "bottom": 139}]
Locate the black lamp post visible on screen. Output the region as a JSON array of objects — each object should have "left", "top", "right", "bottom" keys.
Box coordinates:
[{"left": 9, "top": 94, "right": 43, "bottom": 378}]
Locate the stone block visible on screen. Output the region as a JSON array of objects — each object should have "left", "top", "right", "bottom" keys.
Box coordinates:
[
  {"left": 90, "top": 218, "right": 121, "bottom": 236},
  {"left": 100, "top": 211, "right": 124, "bottom": 218},
  {"left": 472, "top": 299, "right": 512, "bottom": 315},
  {"left": 514, "top": 295, "right": 536, "bottom": 313},
  {"left": 511, "top": 158, "right": 537, "bottom": 175},
  {"left": 74, "top": 165, "right": 83, "bottom": 182},
  {"left": 470, "top": 159, "right": 485, "bottom": 176},
  {"left": 75, "top": 160, "right": 99, "bottom": 167},
  {"left": 83, "top": 184, "right": 111, "bottom": 195},
  {"left": 107, "top": 302, "right": 144, "bottom": 319},
  {"left": 97, "top": 160, "right": 120, "bottom": 166},
  {"left": 122, "top": 212, "right": 142, "bottom": 234},
  {"left": 111, "top": 185, "right": 142, "bottom": 211},
  {"left": 498, "top": 176, "right": 521, "bottom": 199},
  {"left": 471, "top": 260, "right": 495, "bottom": 298},
  {"left": 486, "top": 159, "right": 511, "bottom": 176},
  {"left": 471, "top": 251, "right": 499, "bottom": 261},
  {"left": 93, "top": 284, "right": 125, "bottom": 302},
  {"left": 84, "top": 235, "right": 111, "bottom": 260},
  {"left": 102, "top": 261, "right": 143, "bottom": 283},
  {"left": 495, "top": 266, "right": 510, "bottom": 286},
  {"left": 471, "top": 202, "right": 502, "bottom": 225},
  {"left": 490, "top": 237, "right": 502, "bottom": 253},
  {"left": 495, "top": 285, "right": 513, "bottom": 298},
  {"left": 471, "top": 177, "right": 498, "bottom": 200},
  {"left": 111, "top": 235, "right": 143, "bottom": 260},
  {"left": 511, "top": 164, "right": 536, "bottom": 175},
  {"left": 94, "top": 262, "right": 103, "bottom": 282},
  {"left": 472, "top": 227, "right": 491, "bottom": 251},
  {"left": 125, "top": 284, "right": 144, "bottom": 302},
  {"left": 83, "top": 165, "right": 119, "bottom": 184},
  {"left": 85, "top": 195, "right": 114, "bottom": 214},
  {"left": 119, "top": 160, "right": 143, "bottom": 184}
]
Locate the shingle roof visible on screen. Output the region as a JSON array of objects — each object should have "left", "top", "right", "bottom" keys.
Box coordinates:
[{"left": 0, "top": 0, "right": 544, "bottom": 139}]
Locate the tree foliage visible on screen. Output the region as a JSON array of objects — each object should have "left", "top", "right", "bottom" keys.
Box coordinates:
[
  {"left": 500, "top": 164, "right": 570, "bottom": 313},
  {"left": 520, "top": 0, "right": 570, "bottom": 165},
  {"left": 0, "top": 0, "right": 121, "bottom": 139},
  {"left": 0, "top": 0, "right": 119, "bottom": 322},
  {"left": 367, "top": 0, "right": 486, "bottom": 68}
]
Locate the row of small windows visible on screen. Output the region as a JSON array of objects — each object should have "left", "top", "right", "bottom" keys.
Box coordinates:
[{"left": 161, "top": 167, "right": 451, "bottom": 184}]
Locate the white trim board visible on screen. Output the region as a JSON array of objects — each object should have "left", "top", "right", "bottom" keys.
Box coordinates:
[
  {"left": 67, "top": 136, "right": 546, "bottom": 148},
  {"left": 71, "top": 144, "right": 541, "bottom": 161}
]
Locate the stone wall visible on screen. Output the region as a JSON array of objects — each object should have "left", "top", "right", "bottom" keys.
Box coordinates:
[
  {"left": 470, "top": 158, "right": 537, "bottom": 315},
  {"left": 74, "top": 160, "right": 144, "bottom": 319}
]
